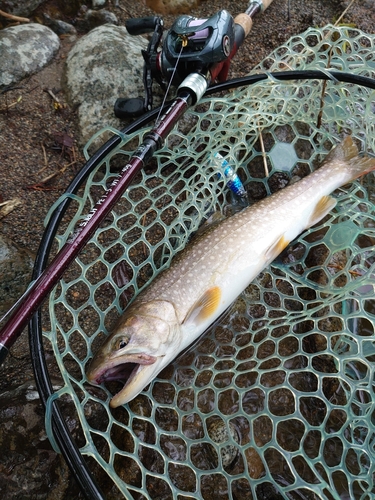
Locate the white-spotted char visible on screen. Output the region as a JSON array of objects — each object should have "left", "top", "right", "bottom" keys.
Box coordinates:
[{"left": 86, "top": 137, "right": 375, "bottom": 407}]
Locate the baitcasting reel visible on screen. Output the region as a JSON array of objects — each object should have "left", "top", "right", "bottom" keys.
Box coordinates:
[{"left": 114, "top": 10, "right": 235, "bottom": 118}]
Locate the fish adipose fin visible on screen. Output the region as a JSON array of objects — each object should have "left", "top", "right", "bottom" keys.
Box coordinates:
[
  {"left": 265, "top": 235, "right": 290, "bottom": 261},
  {"left": 183, "top": 286, "right": 222, "bottom": 327},
  {"left": 308, "top": 195, "right": 337, "bottom": 227}
]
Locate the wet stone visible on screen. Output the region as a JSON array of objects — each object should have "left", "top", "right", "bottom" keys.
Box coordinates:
[
  {"left": 0, "top": 381, "right": 81, "bottom": 498},
  {"left": 207, "top": 418, "right": 240, "bottom": 468},
  {"left": 0, "top": 234, "right": 34, "bottom": 318}
]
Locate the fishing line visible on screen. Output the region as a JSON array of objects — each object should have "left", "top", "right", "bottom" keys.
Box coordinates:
[{"left": 155, "top": 43, "right": 185, "bottom": 126}]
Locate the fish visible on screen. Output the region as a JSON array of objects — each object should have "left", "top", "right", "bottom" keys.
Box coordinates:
[{"left": 86, "top": 136, "right": 375, "bottom": 408}]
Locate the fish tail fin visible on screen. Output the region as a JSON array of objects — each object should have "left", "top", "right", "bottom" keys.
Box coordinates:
[
  {"left": 329, "top": 135, "right": 360, "bottom": 162},
  {"left": 326, "top": 136, "right": 375, "bottom": 182},
  {"left": 347, "top": 153, "right": 375, "bottom": 182}
]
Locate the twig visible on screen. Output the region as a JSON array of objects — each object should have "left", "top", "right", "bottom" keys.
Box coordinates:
[
  {"left": 113, "top": 0, "right": 130, "bottom": 14},
  {"left": 258, "top": 125, "right": 269, "bottom": 177},
  {"left": 42, "top": 142, "right": 48, "bottom": 169},
  {"left": 44, "top": 88, "right": 60, "bottom": 103},
  {"left": 72, "top": 144, "right": 77, "bottom": 164},
  {"left": 35, "top": 142, "right": 49, "bottom": 175},
  {"left": 0, "top": 198, "right": 22, "bottom": 219},
  {"left": 26, "top": 159, "right": 78, "bottom": 190},
  {"left": 60, "top": 159, "right": 78, "bottom": 171},
  {"left": 334, "top": 0, "right": 356, "bottom": 26},
  {"left": 316, "top": 0, "right": 357, "bottom": 129},
  {"left": 116, "top": 5, "right": 130, "bottom": 13},
  {"left": 0, "top": 9, "right": 30, "bottom": 23},
  {"left": 0, "top": 95, "right": 22, "bottom": 112}
]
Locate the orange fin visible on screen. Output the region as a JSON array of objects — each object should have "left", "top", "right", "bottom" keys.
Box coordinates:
[
  {"left": 183, "top": 286, "right": 222, "bottom": 326},
  {"left": 265, "top": 235, "right": 289, "bottom": 261},
  {"left": 308, "top": 195, "right": 336, "bottom": 227}
]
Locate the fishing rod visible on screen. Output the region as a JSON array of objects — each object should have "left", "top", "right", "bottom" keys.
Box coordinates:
[
  {"left": 0, "top": 0, "right": 275, "bottom": 366},
  {"left": 28, "top": 67, "right": 375, "bottom": 500}
]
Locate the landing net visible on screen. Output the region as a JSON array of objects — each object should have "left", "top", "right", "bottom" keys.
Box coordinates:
[{"left": 42, "top": 26, "right": 375, "bottom": 499}]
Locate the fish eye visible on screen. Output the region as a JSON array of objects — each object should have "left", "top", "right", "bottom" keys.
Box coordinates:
[{"left": 117, "top": 337, "right": 129, "bottom": 350}]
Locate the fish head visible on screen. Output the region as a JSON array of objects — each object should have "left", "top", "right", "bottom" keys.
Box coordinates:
[{"left": 86, "top": 300, "right": 182, "bottom": 407}]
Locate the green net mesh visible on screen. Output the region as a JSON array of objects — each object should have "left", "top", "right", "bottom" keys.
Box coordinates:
[{"left": 43, "top": 25, "right": 375, "bottom": 499}]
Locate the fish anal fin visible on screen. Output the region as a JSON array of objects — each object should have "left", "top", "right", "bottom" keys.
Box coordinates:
[
  {"left": 265, "top": 235, "right": 290, "bottom": 261},
  {"left": 309, "top": 195, "right": 336, "bottom": 227},
  {"left": 183, "top": 286, "right": 222, "bottom": 327}
]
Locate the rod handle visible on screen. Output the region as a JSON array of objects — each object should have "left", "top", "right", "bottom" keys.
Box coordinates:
[
  {"left": 234, "top": 0, "right": 274, "bottom": 38},
  {"left": 233, "top": 13, "right": 253, "bottom": 37},
  {"left": 262, "top": 0, "right": 275, "bottom": 10}
]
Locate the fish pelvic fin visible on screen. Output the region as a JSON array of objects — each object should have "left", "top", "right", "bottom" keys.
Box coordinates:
[
  {"left": 308, "top": 195, "right": 337, "bottom": 227},
  {"left": 265, "top": 235, "right": 290, "bottom": 261},
  {"left": 183, "top": 286, "right": 222, "bottom": 327}
]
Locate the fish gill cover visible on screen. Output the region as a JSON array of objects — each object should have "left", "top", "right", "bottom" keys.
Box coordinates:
[{"left": 40, "top": 25, "right": 375, "bottom": 499}]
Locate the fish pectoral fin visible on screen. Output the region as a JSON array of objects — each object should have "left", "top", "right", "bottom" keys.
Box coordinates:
[
  {"left": 308, "top": 195, "right": 336, "bottom": 227},
  {"left": 183, "top": 286, "right": 222, "bottom": 327},
  {"left": 265, "top": 235, "right": 290, "bottom": 261}
]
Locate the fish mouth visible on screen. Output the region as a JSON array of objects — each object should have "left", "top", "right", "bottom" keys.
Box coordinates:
[
  {"left": 95, "top": 362, "right": 139, "bottom": 384},
  {"left": 87, "top": 353, "right": 162, "bottom": 408}
]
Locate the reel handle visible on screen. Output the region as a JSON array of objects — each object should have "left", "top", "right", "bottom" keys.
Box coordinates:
[{"left": 126, "top": 16, "right": 160, "bottom": 35}]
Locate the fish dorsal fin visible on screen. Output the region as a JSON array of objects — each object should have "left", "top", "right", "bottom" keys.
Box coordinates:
[
  {"left": 265, "top": 235, "right": 290, "bottom": 261},
  {"left": 183, "top": 286, "right": 222, "bottom": 327},
  {"left": 308, "top": 195, "right": 336, "bottom": 227}
]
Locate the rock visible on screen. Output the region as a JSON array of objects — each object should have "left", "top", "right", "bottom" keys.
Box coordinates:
[
  {"left": 0, "top": 0, "right": 45, "bottom": 17},
  {"left": 0, "top": 23, "right": 60, "bottom": 89},
  {"left": 0, "top": 234, "right": 34, "bottom": 317},
  {"left": 146, "top": 0, "right": 200, "bottom": 14},
  {"left": 56, "top": 0, "right": 87, "bottom": 17},
  {"left": 43, "top": 13, "right": 77, "bottom": 36},
  {"left": 75, "top": 8, "right": 118, "bottom": 32},
  {"left": 63, "top": 24, "right": 149, "bottom": 147},
  {"left": 92, "top": 0, "right": 107, "bottom": 8},
  {"left": 0, "top": 381, "right": 81, "bottom": 498},
  {"left": 207, "top": 418, "right": 240, "bottom": 468}
]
